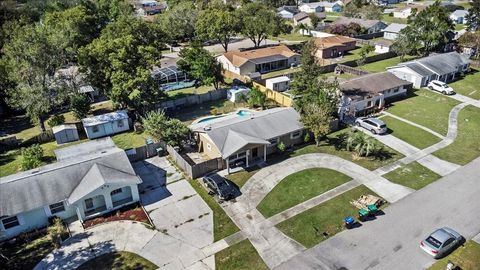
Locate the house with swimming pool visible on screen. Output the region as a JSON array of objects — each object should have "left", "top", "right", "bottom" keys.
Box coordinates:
[
  {"left": 0, "top": 138, "right": 142, "bottom": 240},
  {"left": 189, "top": 107, "right": 305, "bottom": 172}
]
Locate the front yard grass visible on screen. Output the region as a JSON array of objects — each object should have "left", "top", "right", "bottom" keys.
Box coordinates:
[
  {"left": 386, "top": 89, "right": 461, "bottom": 136},
  {"left": 272, "top": 32, "right": 312, "bottom": 42},
  {"left": 433, "top": 105, "right": 480, "bottom": 165},
  {"left": 215, "top": 239, "right": 269, "bottom": 270},
  {"left": 189, "top": 179, "right": 240, "bottom": 241},
  {"left": 291, "top": 129, "right": 405, "bottom": 171},
  {"left": 427, "top": 241, "right": 480, "bottom": 270},
  {"left": 110, "top": 131, "right": 149, "bottom": 150},
  {"left": 224, "top": 165, "right": 260, "bottom": 188},
  {"left": 0, "top": 231, "right": 54, "bottom": 270},
  {"left": 448, "top": 69, "right": 480, "bottom": 100},
  {"left": 276, "top": 185, "right": 385, "bottom": 248},
  {"left": 381, "top": 115, "right": 442, "bottom": 149},
  {"left": 360, "top": 56, "right": 414, "bottom": 73},
  {"left": 383, "top": 161, "right": 441, "bottom": 190},
  {"left": 76, "top": 251, "right": 157, "bottom": 270},
  {"left": 257, "top": 168, "right": 352, "bottom": 218}
]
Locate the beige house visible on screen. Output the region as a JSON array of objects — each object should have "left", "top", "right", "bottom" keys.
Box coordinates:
[
  {"left": 189, "top": 108, "right": 304, "bottom": 172},
  {"left": 217, "top": 45, "right": 300, "bottom": 76}
]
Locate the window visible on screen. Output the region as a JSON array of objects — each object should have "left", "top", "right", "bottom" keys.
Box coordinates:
[
  {"left": 84, "top": 198, "right": 94, "bottom": 209},
  {"left": 268, "top": 137, "right": 278, "bottom": 147},
  {"left": 290, "top": 130, "right": 302, "bottom": 139},
  {"left": 49, "top": 202, "right": 65, "bottom": 214},
  {"left": 117, "top": 120, "right": 124, "bottom": 128},
  {"left": 2, "top": 216, "right": 20, "bottom": 229},
  {"left": 393, "top": 88, "right": 399, "bottom": 93},
  {"left": 92, "top": 125, "right": 99, "bottom": 133},
  {"left": 111, "top": 188, "right": 122, "bottom": 196}
]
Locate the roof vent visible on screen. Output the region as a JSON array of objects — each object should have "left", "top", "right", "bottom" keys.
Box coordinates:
[
  {"left": 204, "top": 126, "right": 212, "bottom": 131},
  {"left": 101, "top": 150, "right": 107, "bottom": 154},
  {"left": 30, "top": 170, "right": 40, "bottom": 174}
]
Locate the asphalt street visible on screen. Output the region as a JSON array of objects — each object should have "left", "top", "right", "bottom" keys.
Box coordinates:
[{"left": 275, "top": 157, "right": 480, "bottom": 270}]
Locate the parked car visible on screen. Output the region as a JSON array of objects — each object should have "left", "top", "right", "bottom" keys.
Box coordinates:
[
  {"left": 202, "top": 174, "right": 235, "bottom": 200},
  {"left": 420, "top": 227, "right": 463, "bottom": 258},
  {"left": 427, "top": 80, "right": 455, "bottom": 95},
  {"left": 355, "top": 117, "right": 387, "bottom": 134}
]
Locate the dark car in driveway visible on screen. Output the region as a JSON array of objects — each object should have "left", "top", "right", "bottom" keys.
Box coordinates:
[{"left": 202, "top": 173, "right": 236, "bottom": 200}]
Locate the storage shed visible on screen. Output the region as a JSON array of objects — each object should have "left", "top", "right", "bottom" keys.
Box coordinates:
[
  {"left": 266, "top": 76, "right": 291, "bottom": 92},
  {"left": 52, "top": 124, "right": 79, "bottom": 144},
  {"left": 82, "top": 111, "right": 130, "bottom": 139},
  {"left": 227, "top": 86, "right": 250, "bottom": 102}
]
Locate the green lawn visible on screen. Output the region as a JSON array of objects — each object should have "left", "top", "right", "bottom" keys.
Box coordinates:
[
  {"left": 428, "top": 241, "right": 480, "bottom": 270},
  {"left": 360, "top": 56, "right": 413, "bottom": 73},
  {"left": 225, "top": 166, "right": 260, "bottom": 188},
  {"left": 387, "top": 89, "right": 461, "bottom": 135},
  {"left": 381, "top": 115, "right": 442, "bottom": 149},
  {"left": 340, "top": 45, "right": 377, "bottom": 63},
  {"left": 189, "top": 179, "right": 239, "bottom": 241},
  {"left": 433, "top": 105, "right": 480, "bottom": 165},
  {"left": 215, "top": 239, "right": 269, "bottom": 270},
  {"left": 449, "top": 69, "right": 480, "bottom": 100},
  {"left": 272, "top": 32, "right": 312, "bottom": 42},
  {"left": 257, "top": 168, "right": 352, "bottom": 218},
  {"left": 110, "top": 131, "right": 149, "bottom": 150},
  {"left": 276, "top": 185, "right": 384, "bottom": 248},
  {"left": 291, "top": 129, "right": 405, "bottom": 171},
  {"left": 381, "top": 14, "right": 408, "bottom": 24},
  {"left": 383, "top": 161, "right": 441, "bottom": 190},
  {"left": 167, "top": 85, "right": 216, "bottom": 99},
  {"left": 77, "top": 251, "right": 157, "bottom": 270},
  {"left": 261, "top": 67, "right": 301, "bottom": 79},
  {"left": 170, "top": 99, "right": 250, "bottom": 124},
  {"left": 1, "top": 232, "right": 55, "bottom": 270}
]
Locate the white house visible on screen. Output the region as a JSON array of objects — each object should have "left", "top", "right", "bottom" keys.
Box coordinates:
[
  {"left": 387, "top": 52, "right": 471, "bottom": 88},
  {"left": 217, "top": 45, "right": 300, "bottom": 76},
  {"left": 382, "top": 23, "right": 408, "bottom": 40},
  {"left": 450, "top": 10, "right": 469, "bottom": 24},
  {"left": 319, "top": 1, "right": 343, "bottom": 12},
  {"left": 338, "top": 72, "right": 412, "bottom": 120},
  {"left": 299, "top": 2, "right": 325, "bottom": 13},
  {"left": 82, "top": 111, "right": 130, "bottom": 140},
  {"left": 277, "top": 6, "right": 299, "bottom": 19},
  {"left": 227, "top": 86, "right": 250, "bottom": 102},
  {"left": 0, "top": 138, "right": 142, "bottom": 240},
  {"left": 53, "top": 124, "right": 79, "bottom": 144},
  {"left": 266, "top": 76, "right": 291, "bottom": 92}
]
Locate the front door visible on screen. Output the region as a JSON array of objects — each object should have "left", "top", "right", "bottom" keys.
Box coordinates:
[
  {"left": 252, "top": 148, "right": 258, "bottom": 158},
  {"left": 85, "top": 198, "right": 94, "bottom": 210}
]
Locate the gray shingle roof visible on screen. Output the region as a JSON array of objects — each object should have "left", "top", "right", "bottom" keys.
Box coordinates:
[
  {"left": 0, "top": 138, "right": 139, "bottom": 217},
  {"left": 393, "top": 52, "right": 471, "bottom": 76},
  {"left": 382, "top": 23, "right": 407, "bottom": 34},
  {"left": 334, "top": 16, "right": 385, "bottom": 29},
  {"left": 405, "top": 63, "right": 436, "bottom": 77},
  {"left": 191, "top": 108, "right": 303, "bottom": 158},
  {"left": 340, "top": 72, "right": 412, "bottom": 97}
]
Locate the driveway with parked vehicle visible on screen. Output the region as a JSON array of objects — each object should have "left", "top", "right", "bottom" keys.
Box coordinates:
[{"left": 275, "top": 156, "right": 480, "bottom": 270}]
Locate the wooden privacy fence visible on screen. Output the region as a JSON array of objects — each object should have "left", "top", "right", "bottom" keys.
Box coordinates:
[
  {"left": 157, "top": 89, "right": 227, "bottom": 111},
  {"left": 253, "top": 82, "right": 293, "bottom": 107},
  {"left": 335, "top": 64, "right": 371, "bottom": 76},
  {"left": 166, "top": 145, "right": 224, "bottom": 179},
  {"left": 126, "top": 141, "right": 165, "bottom": 162}
]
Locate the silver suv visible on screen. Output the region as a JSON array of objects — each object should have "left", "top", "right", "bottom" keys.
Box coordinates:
[{"left": 355, "top": 117, "right": 387, "bottom": 134}]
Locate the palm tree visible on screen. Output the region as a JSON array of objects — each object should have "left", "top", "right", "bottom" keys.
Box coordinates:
[{"left": 346, "top": 131, "right": 379, "bottom": 159}]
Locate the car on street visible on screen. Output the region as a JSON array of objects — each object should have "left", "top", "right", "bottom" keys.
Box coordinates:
[
  {"left": 202, "top": 173, "right": 236, "bottom": 200},
  {"left": 427, "top": 80, "right": 455, "bottom": 95},
  {"left": 420, "top": 227, "right": 463, "bottom": 258},
  {"left": 355, "top": 117, "right": 387, "bottom": 134}
]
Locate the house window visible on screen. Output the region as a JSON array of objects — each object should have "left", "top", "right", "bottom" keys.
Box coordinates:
[
  {"left": 393, "top": 88, "right": 399, "bottom": 93},
  {"left": 290, "top": 130, "right": 302, "bottom": 139},
  {"left": 49, "top": 202, "right": 65, "bottom": 214},
  {"left": 367, "top": 100, "right": 373, "bottom": 107},
  {"left": 268, "top": 137, "right": 279, "bottom": 147},
  {"left": 2, "top": 216, "right": 20, "bottom": 230},
  {"left": 111, "top": 188, "right": 123, "bottom": 196},
  {"left": 92, "top": 125, "right": 99, "bottom": 133},
  {"left": 117, "top": 120, "right": 124, "bottom": 128},
  {"left": 84, "top": 198, "right": 94, "bottom": 209}
]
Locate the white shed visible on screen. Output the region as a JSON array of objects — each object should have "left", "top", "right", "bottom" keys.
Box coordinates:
[
  {"left": 53, "top": 124, "right": 79, "bottom": 144},
  {"left": 266, "top": 76, "right": 291, "bottom": 92},
  {"left": 82, "top": 110, "right": 130, "bottom": 139},
  {"left": 227, "top": 87, "right": 250, "bottom": 102}
]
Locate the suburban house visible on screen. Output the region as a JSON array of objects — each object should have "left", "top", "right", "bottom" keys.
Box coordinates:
[
  {"left": 189, "top": 107, "right": 304, "bottom": 172},
  {"left": 293, "top": 12, "right": 326, "bottom": 27},
  {"left": 320, "top": 1, "right": 343, "bottom": 12},
  {"left": 450, "top": 10, "right": 469, "bottom": 24},
  {"left": 393, "top": 5, "right": 425, "bottom": 18},
  {"left": 217, "top": 45, "right": 300, "bottom": 76},
  {"left": 0, "top": 138, "right": 142, "bottom": 240},
  {"left": 82, "top": 111, "right": 130, "bottom": 140},
  {"left": 313, "top": 35, "right": 357, "bottom": 59},
  {"left": 134, "top": 0, "right": 167, "bottom": 16},
  {"left": 299, "top": 2, "right": 325, "bottom": 13},
  {"left": 277, "top": 6, "right": 299, "bottom": 19},
  {"left": 387, "top": 52, "right": 471, "bottom": 88},
  {"left": 334, "top": 17, "right": 387, "bottom": 34},
  {"left": 338, "top": 72, "right": 412, "bottom": 120},
  {"left": 382, "top": 23, "right": 408, "bottom": 40},
  {"left": 265, "top": 76, "right": 291, "bottom": 92}
]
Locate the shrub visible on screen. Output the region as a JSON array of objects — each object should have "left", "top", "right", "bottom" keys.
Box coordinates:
[
  {"left": 21, "top": 144, "right": 44, "bottom": 170},
  {"left": 47, "top": 114, "right": 65, "bottom": 128},
  {"left": 304, "top": 132, "right": 311, "bottom": 143},
  {"left": 277, "top": 141, "right": 286, "bottom": 152},
  {"left": 70, "top": 94, "right": 91, "bottom": 120},
  {"left": 47, "top": 217, "right": 66, "bottom": 249}
]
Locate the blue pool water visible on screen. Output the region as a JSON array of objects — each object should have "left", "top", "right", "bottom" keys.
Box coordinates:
[
  {"left": 160, "top": 81, "right": 195, "bottom": 92},
  {"left": 237, "top": 110, "right": 251, "bottom": 116},
  {"left": 198, "top": 115, "right": 225, "bottom": 123}
]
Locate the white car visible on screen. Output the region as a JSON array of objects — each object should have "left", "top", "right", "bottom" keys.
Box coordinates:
[
  {"left": 427, "top": 80, "right": 455, "bottom": 95},
  {"left": 355, "top": 117, "right": 387, "bottom": 134}
]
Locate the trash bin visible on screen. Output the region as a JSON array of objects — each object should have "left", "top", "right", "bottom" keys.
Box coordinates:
[{"left": 156, "top": 147, "right": 164, "bottom": 157}]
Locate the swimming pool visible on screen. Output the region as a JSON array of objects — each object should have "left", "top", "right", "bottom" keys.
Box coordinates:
[
  {"left": 197, "top": 115, "right": 225, "bottom": 123},
  {"left": 160, "top": 81, "right": 195, "bottom": 92},
  {"left": 237, "top": 110, "right": 252, "bottom": 116},
  {"left": 194, "top": 109, "right": 254, "bottom": 124}
]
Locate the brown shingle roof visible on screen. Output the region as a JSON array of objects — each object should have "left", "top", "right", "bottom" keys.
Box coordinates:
[
  {"left": 340, "top": 72, "right": 412, "bottom": 96},
  {"left": 223, "top": 45, "right": 299, "bottom": 67},
  {"left": 314, "top": 35, "right": 356, "bottom": 49}
]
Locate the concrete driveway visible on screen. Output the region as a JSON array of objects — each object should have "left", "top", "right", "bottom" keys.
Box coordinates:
[{"left": 275, "top": 157, "right": 480, "bottom": 270}]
